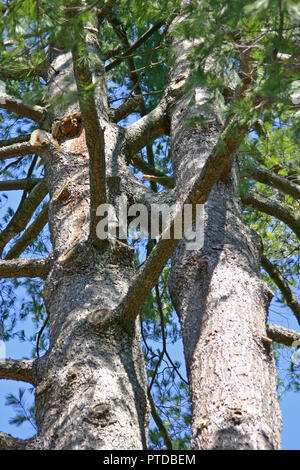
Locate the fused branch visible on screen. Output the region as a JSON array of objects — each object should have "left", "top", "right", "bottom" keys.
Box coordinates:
[
  {"left": 0, "top": 257, "right": 51, "bottom": 279},
  {"left": 261, "top": 255, "right": 300, "bottom": 325},
  {"left": 241, "top": 192, "right": 300, "bottom": 238},
  {"left": 0, "top": 93, "right": 46, "bottom": 124},
  {"left": 0, "top": 358, "right": 38, "bottom": 385}
]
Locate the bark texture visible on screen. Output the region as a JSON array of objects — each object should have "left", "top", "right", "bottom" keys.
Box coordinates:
[
  {"left": 167, "top": 18, "right": 282, "bottom": 450},
  {"left": 26, "top": 48, "right": 149, "bottom": 450}
]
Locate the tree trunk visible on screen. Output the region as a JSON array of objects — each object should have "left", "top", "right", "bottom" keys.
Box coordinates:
[
  {"left": 31, "top": 51, "right": 149, "bottom": 450},
  {"left": 167, "top": 21, "right": 282, "bottom": 450}
]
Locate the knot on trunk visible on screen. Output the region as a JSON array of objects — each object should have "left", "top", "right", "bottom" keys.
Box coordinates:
[{"left": 88, "top": 309, "right": 114, "bottom": 328}]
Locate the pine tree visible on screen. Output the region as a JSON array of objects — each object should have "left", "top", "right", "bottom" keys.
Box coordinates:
[{"left": 0, "top": 0, "right": 299, "bottom": 450}]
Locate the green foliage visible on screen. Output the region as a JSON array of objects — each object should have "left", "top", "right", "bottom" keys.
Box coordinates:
[
  {"left": 141, "top": 267, "right": 191, "bottom": 449},
  {"left": 242, "top": 119, "right": 299, "bottom": 294},
  {"left": 5, "top": 387, "right": 37, "bottom": 431},
  {"left": 0, "top": 0, "right": 299, "bottom": 449},
  {"left": 175, "top": 0, "right": 300, "bottom": 135}
]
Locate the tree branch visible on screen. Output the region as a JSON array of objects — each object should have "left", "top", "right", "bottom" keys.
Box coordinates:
[
  {"left": 129, "top": 154, "right": 169, "bottom": 179},
  {"left": 71, "top": 17, "right": 106, "bottom": 248},
  {"left": 0, "top": 135, "right": 31, "bottom": 147},
  {"left": 105, "top": 21, "right": 164, "bottom": 73},
  {"left": 142, "top": 174, "right": 174, "bottom": 189},
  {"left": 124, "top": 95, "right": 170, "bottom": 156},
  {"left": 0, "top": 432, "right": 29, "bottom": 450},
  {"left": 4, "top": 203, "right": 49, "bottom": 260},
  {"left": 0, "top": 93, "right": 46, "bottom": 124},
  {"left": 0, "top": 257, "right": 51, "bottom": 279},
  {"left": 242, "top": 166, "right": 300, "bottom": 200},
  {"left": 103, "top": 44, "right": 124, "bottom": 60},
  {"left": 0, "top": 66, "right": 34, "bottom": 81},
  {"left": 147, "top": 387, "right": 173, "bottom": 450},
  {"left": 266, "top": 323, "right": 300, "bottom": 347},
  {"left": 0, "top": 181, "right": 48, "bottom": 256},
  {"left": 0, "top": 358, "right": 38, "bottom": 385},
  {"left": 0, "top": 141, "right": 43, "bottom": 161},
  {"left": 261, "top": 255, "right": 300, "bottom": 325},
  {"left": 0, "top": 178, "right": 43, "bottom": 191},
  {"left": 97, "top": 0, "right": 116, "bottom": 24},
  {"left": 109, "top": 94, "right": 143, "bottom": 122},
  {"left": 241, "top": 192, "right": 300, "bottom": 238}
]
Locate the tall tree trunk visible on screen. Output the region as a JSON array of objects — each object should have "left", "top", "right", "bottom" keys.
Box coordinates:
[
  {"left": 31, "top": 50, "right": 149, "bottom": 450},
  {"left": 167, "top": 19, "right": 282, "bottom": 450}
]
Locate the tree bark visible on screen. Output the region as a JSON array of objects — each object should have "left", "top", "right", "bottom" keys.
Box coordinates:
[
  {"left": 167, "top": 20, "right": 282, "bottom": 450},
  {"left": 23, "top": 47, "right": 150, "bottom": 450}
]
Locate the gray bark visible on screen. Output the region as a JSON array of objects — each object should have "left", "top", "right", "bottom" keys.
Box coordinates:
[
  {"left": 167, "top": 22, "right": 282, "bottom": 450},
  {"left": 26, "top": 50, "right": 149, "bottom": 450}
]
